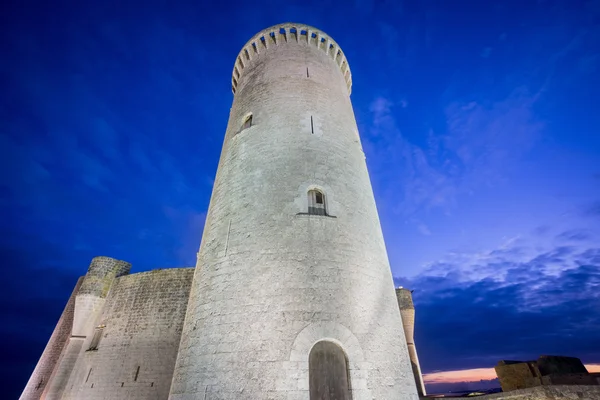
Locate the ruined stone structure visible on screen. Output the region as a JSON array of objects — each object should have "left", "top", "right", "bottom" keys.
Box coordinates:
[
  {"left": 395, "top": 288, "right": 426, "bottom": 396},
  {"left": 21, "top": 23, "right": 420, "bottom": 400},
  {"left": 495, "top": 355, "right": 600, "bottom": 392}
]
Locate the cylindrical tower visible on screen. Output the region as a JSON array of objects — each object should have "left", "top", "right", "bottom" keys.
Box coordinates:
[
  {"left": 396, "top": 288, "right": 427, "bottom": 396},
  {"left": 169, "top": 23, "right": 418, "bottom": 400}
]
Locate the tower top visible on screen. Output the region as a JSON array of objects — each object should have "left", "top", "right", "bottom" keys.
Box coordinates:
[
  {"left": 395, "top": 287, "right": 415, "bottom": 310},
  {"left": 231, "top": 22, "right": 352, "bottom": 95}
]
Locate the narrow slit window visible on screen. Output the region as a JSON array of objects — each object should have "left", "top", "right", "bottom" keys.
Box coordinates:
[
  {"left": 310, "top": 116, "right": 314, "bottom": 134},
  {"left": 134, "top": 366, "right": 140, "bottom": 381},
  {"left": 241, "top": 114, "right": 252, "bottom": 131},
  {"left": 88, "top": 326, "right": 104, "bottom": 351},
  {"left": 307, "top": 67, "right": 310, "bottom": 78},
  {"left": 308, "top": 189, "right": 326, "bottom": 216}
]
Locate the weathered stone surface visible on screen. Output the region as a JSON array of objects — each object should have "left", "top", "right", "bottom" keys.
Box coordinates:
[
  {"left": 168, "top": 23, "right": 418, "bottom": 400},
  {"left": 20, "top": 22, "right": 421, "bottom": 400},
  {"left": 495, "top": 356, "right": 598, "bottom": 392},
  {"left": 448, "top": 384, "right": 600, "bottom": 399},
  {"left": 61, "top": 268, "right": 194, "bottom": 400},
  {"left": 19, "top": 277, "right": 83, "bottom": 400}
]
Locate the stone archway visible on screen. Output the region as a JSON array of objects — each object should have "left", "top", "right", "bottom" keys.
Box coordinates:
[{"left": 288, "top": 321, "right": 372, "bottom": 399}]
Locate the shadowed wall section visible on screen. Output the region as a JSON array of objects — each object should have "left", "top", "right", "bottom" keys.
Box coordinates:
[
  {"left": 41, "top": 257, "right": 131, "bottom": 400},
  {"left": 19, "top": 277, "right": 83, "bottom": 400}
]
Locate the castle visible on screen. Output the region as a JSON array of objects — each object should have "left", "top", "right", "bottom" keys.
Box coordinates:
[{"left": 20, "top": 23, "right": 425, "bottom": 400}]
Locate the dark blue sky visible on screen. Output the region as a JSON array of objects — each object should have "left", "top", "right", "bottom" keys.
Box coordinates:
[{"left": 2, "top": 0, "right": 599, "bottom": 397}]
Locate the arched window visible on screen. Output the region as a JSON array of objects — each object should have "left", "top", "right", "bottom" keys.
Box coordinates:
[
  {"left": 308, "top": 189, "right": 326, "bottom": 216},
  {"left": 241, "top": 114, "right": 252, "bottom": 131},
  {"left": 309, "top": 341, "right": 351, "bottom": 400}
]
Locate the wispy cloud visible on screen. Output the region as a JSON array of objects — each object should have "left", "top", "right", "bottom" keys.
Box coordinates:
[
  {"left": 423, "top": 363, "right": 600, "bottom": 392},
  {"left": 394, "top": 234, "right": 600, "bottom": 373},
  {"left": 362, "top": 86, "right": 546, "bottom": 225},
  {"left": 424, "top": 367, "right": 497, "bottom": 384},
  {"left": 556, "top": 229, "right": 593, "bottom": 242}
]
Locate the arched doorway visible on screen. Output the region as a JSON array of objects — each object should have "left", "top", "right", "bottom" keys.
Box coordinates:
[{"left": 309, "top": 341, "right": 352, "bottom": 400}]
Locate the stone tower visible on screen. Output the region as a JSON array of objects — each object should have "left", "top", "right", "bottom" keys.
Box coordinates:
[
  {"left": 396, "top": 288, "right": 427, "bottom": 396},
  {"left": 169, "top": 23, "right": 418, "bottom": 400}
]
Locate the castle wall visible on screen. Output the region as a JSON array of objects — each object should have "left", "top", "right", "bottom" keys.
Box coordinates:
[
  {"left": 39, "top": 257, "right": 131, "bottom": 400},
  {"left": 495, "top": 356, "right": 597, "bottom": 392},
  {"left": 19, "top": 277, "right": 83, "bottom": 400},
  {"left": 465, "top": 385, "right": 600, "bottom": 399},
  {"left": 169, "top": 23, "right": 418, "bottom": 400},
  {"left": 41, "top": 338, "right": 85, "bottom": 399},
  {"left": 495, "top": 361, "right": 542, "bottom": 391},
  {"left": 60, "top": 268, "right": 193, "bottom": 400}
]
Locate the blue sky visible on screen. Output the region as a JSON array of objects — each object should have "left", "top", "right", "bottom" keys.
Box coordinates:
[{"left": 2, "top": 0, "right": 599, "bottom": 396}]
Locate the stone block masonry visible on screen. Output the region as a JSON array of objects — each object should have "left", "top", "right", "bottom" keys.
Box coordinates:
[
  {"left": 453, "top": 384, "right": 600, "bottom": 399},
  {"left": 168, "top": 23, "right": 419, "bottom": 400},
  {"left": 21, "top": 22, "right": 423, "bottom": 400},
  {"left": 61, "top": 268, "right": 194, "bottom": 400}
]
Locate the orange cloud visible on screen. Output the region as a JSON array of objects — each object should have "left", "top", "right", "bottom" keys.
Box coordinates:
[
  {"left": 424, "top": 368, "right": 497, "bottom": 384},
  {"left": 424, "top": 364, "right": 600, "bottom": 384},
  {"left": 588, "top": 364, "right": 600, "bottom": 372}
]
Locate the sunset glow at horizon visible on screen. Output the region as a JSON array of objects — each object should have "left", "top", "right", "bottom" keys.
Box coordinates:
[{"left": 424, "top": 364, "right": 600, "bottom": 384}]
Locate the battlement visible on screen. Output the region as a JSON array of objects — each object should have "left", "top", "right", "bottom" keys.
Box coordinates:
[{"left": 232, "top": 23, "right": 352, "bottom": 95}]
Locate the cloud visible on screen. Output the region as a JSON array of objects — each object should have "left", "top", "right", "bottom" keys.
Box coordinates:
[
  {"left": 424, "top": 367, "right": 497, "bottom": 384},
  {"left": 418, "top": 223, "right": 432, "bottom": 236},
  {"left": 362, "top": 84, "right": 546, "bottom": 224},
  {"left": 363, "top": 97, "right": 459, "bottom": 217},
  {"left": 583, "top": 200, "right": 600, "bottom": 217},
  {"left": 395, "top": 236, "right": 600, "bottom": 373},
  {"left": 556, "top": 229, "right": 593, "bottom": 242},
  {"left": 443, "top": 87, "right": 544, "bottom": 185}
]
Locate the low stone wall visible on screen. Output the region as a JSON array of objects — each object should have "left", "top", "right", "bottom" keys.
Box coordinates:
[{"left": 427, "top": 385, "right": 600, "bottom": 399}]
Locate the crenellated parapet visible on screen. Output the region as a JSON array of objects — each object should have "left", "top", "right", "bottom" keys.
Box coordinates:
[{"left": 231, "top": 23, "right": 352, "bottom": 95}]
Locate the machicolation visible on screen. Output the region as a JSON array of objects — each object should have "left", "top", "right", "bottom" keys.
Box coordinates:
[{"left": 232, "top": 23, "right": 352, "bottom": 95}]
